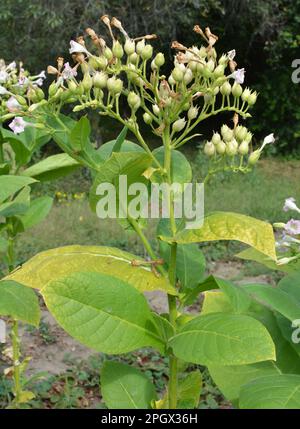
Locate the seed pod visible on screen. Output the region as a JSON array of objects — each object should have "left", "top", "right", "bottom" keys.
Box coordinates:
[
  {"left": 199, "top": 47, "right": 207, "bottom": 58},
  {"left": 82, "top": 73, "right": 93, "bottom": 91},
  {"left": 143, "top": 112, "right": 152, "bottom": 124},
  {"left": 216, "top": 141, "right": 226, "bottom": 155},
  {"left": 212, "top": 132, "right": 222, "bottom": 145},
  {"left": 128, "top": 91, "right": 141, "bottom": 111},
  {"left": 220, "top": 81, "right": 231, "bottom": 96},
  {"left": 112, "top": 41, "right": 124, "bottom": 59},
  {"left": 189, "top": 61, "right": 198, "bottom": 72},
  {"left": 141, "top": 45, "right": 153, "bottom": 61},
  {"left": 136, "top": 39, "right": 145, "bottom": 55},
  {"left": 204, "top": 141, "right": 216, "bottom": 157},
  {"left": 68, "top": 80, "right": 77, "bottom": 93},
  {"left": 248, "top": 91, "right": 258, "bottom": 106},
  {"left": 172, "top": 67, "right": 184, "bottom": 82},
  {"left": 49, "top": 81, "right": 58, "bottom": 97},
  {"left": 222, "top": 128, "right": 234, "bottom": 143},
  {"left": 172, "top": 118, "right": 186, "bottom": 133},
  {"left": 93, "top": 71, "right": 108, "bottom": 88},
  {"left": 241, "top": 87, "right": 251, "bottom": 102},
  {"left": 188, "top": 106, "right": 198, "bottom": 120},
  {"left": 124, "top": 39, "right": 135, "bottom": 56},
  {"left": 235, "top": 125, "right": 248, "bottom": 142},
  {"left": 245, "top": 131, "right": 253, "bottom": 144},
  {"left": 96, "top": 56, "right": 108, "bottom": 70},
  {"left": 213, "top": 64, "right": 225, "bottom": 78},
  {"left": 154, "top": 53, "right": 165, "bottom": 68},
  {"left": 248, "top": 150, "right": 261, "bottom": 165},
  {"left": 107, "top": 77, "right": 123, "bottom": 95},
  {"left": 218, "top": 54, "right": 228, "bottom": 66},
  {"left": 153, "top": 104, "right": 160, "bottom": 116},
  {"left": 232, "top": 82, "right": 243, "bottom": 98},
  {"left": 226, "top": 140, "right": 238, "bottom": 156},
  {"left": 129, "top": 53, "right": 138, "bottom": 65},
  {"left": 184, "top": 68, "right": 193, "bottom": 85},
  {"left": 168, "top": 75, "right": 176, "bottom": 86},
  {"left": 238, "top": 140, "right": 249, "bottom": 155},
  {"left": 104, "top": 47, "right": 113, "bottom": 60}
]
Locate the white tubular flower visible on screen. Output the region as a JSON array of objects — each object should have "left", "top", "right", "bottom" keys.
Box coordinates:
[
  {"left": 261, "top": 133, "right": 275, "bottom": 149},
  {"left": 9, "top": 117, "right": 28, "bottom": 134},
  {"left": 69, "top": 40, "right": 91, "bottom": 56},
  {"left": 62, "top": 62, "right": 78, "bottom": 80},
  {"left": 227, "top": 49, "right": 236, "bottom": 60},
  {"left": 283, "top": 197, "right": 300, "bottom": 214},
  {"left": 6, "top": 61, "right": 17, "bottom": 71},
  {"left": 0, "top": 70, "right": 8, "bottom": 83},
  {"left": 277, "top": 256, "right": 299, "bottom": 266},
  {"left": 7, "top": 96, "right": 22, "bottom": 112},
  {"left": 0, "top": 85, "right": 8, "bottom": 95},
  {"left": 231, "top": 68, "right": 245, "bottom": 84}
]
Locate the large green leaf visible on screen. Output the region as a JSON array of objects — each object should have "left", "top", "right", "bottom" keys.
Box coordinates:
[
  {"left": 239, "top": 375, "right": 300, "bottom": 409},
  {"left": 177, "top": 370, "right": 202, "bottom": 409},
  {"left": 202, "top": 290, "right": 233, "bottom": 315},
  {"left": 152, "top": 147, "right": 192, "bottom": 185},
  {"left": 160, "top": 212, "right": 276, "bottom": 260},
  {"left": 169, "top": 313, "right": 276, "bottom": 366},
  {"left": 101, "top": 361, "right": 156, "bottom": 409},
  {"left": 0, "top": 176, "right": 36, "bottom": 203},
  {"left": 89, "top": 152, "right": 152, "bottom": 215},
  {"left": 22, "top": 154, "right": 80, "bottom": 182},
  {"left": 0, "top": 280, "right": 40, "bottom": 326},
  {"left": 208, "top": 362, "right": 281, "bottom": 404},
  {"left": 42, "top": 272, "right": 164, "bottom": 353},
  {"left": 97, "top": 140, "right": 145, "bottom": 161},
  {"left": 18, "top": 196, "right": 53, "bottom": 230},
  {"left": 243, "top": 283, "right": 300, "bottom": 322},
  {"left": 69, "top": 116, "right": 91, "bottom": 151},
  {"left": 5, "top": 245, "right": 175, "bottom": 295},
  {"left": 278, "top": 272, "right": 300, "bottom": 302}
]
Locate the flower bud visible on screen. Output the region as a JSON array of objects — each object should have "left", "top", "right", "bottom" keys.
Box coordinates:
[
  {"left": 128, "top": 91, "right": 141, "bottom": 111},
  {"left": 220, "top": 81, "right": 231, "bottom": 96},
  {"left": 107, "top": 77, "right": 123, "bottom": 95},
  {"left": 68, "top": 80, "right": 78, "bottom": 93},
  {"left": 124, "top": 39, "right": 135, "bottom": 56},
  {"left": 218, "top": 54, "right": 228, "bottom": 66},
  {"left": 82, "top": 73, "right": 93, "bottom": 91},
  {"left": 226, "top": 140, "right": 238, "bottom": 156},
  {"left": 172, "top": 67, "right": 184, "bottom": 82},
  {"left": 248, "top": 150, "right": 261, "bottom": 165},
  {"left": 199, "top": 47, "right": 207, "bottom": 58},
  {"left": 112, "top": 41, "right": 124, "bottom": 59},
  {"left": 245, "top": 131, "right": 253, "bottom": 144},
  {"left": 184, "top": 68, "right": 193, "bottom": 85},
  {"left": 216, "top": 141, "right": 226, "bottom": 155},
  {"left": 212, "top": 132, "right": 222, "bottom": 145},
  {"left": 143, "top": 112, "right": 152, "bottom": 124},
  {"left": 232, "top": 82, "right": 243, "bottom": 98},
  {"left": 49, "top": 81, "right": 58, "bottom": 97},
  {"left": 213, "top": 64, "right": 225, "bottom": 78},
  {"left": 154, "top": 53, "right": 165, "bottom": 68},
  {"left": 241, "top": 87, "right": 251, "bottom": 102},
  {"left": 172, "top": 118, "right": 186, "bottom": 133},
  {"left": 222, "top": 127, "right": 234, "bottom": 143},
  {"left": 96, "top": 56, "right": 108, "bottom": 70},
  {"left": 141, "top": 45, "right": 153, "bottom": 61},
  {"left": 93, "top": 71, "right": 108, "bottom": 88},
  {"left": 202, "top": 64, "right": 212, "bottom": 79},
  {"left": 248, "top": 91, "right": 258, "bottom": 106},
  {"left": 104, "top": 47, "right": 113, "bottom": 60},
  {"left": 189, "top": 61, "right": 198, "bottom": 72},
  {"left": 153, "top": 104, "right": 160, "bottom": 116},
  {"left": 168, "top": 75, "right": 176, "bottom": 86},
  {"left": 207, "top": 59, "right": 215, "bottom": 72},
  {"left": 238, "top": 141, "right": 249, "bottom": 155},
  {"left": 136, "top": 39, "right": 145, "bottom": 55},
  {"left": 204, "top": 141, "right": 216, "bottom": 157},
  {"left": 129, "top": 53, "right": 138, "bottom": 65},
  {"left": 235, "top": 125, "right": 248, "bottom": 142},
  {"left": 188, "top": 106, "right": 198, "bottom": 120}
]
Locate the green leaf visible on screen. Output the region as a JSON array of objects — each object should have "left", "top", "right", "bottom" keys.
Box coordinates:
[
  {"left": 236, "top": 247, "right": 298, "bottom": 273},
  {"left": 202, "top": 290, "right": 233, "bottom": 315},
  {"left": 0, "top": 280, "right": 40, "bottom": 326},
  {"left": 239, "top": 375, "right": 300, "bottom": 409},
  {"left": 275, "top": 314, "right": 300, "bottom": 358},
  {"left": 18, "top": 196, "right": 53, "bottom": 230},
  {"left": 243, "top": 283, "right": 300, "bottom": 322},
  {"left": 97, "top": 140, "right": 145, "bottom": 161},
  {"left": 160, "top": 212, "right": 277, "bottom": 260},
  {"left": 101, "top": 361, "right": 156, "bottom": 409},
  {"left": 208, "top": 362, "right": 281, "bottom": 404},
  {"left": 151, "top": 313, "right": 175, "bottom": 343},
  {"left": 0, "top": 176, "right": 36, "bottom": 203},
  {"left": 152, "top": 147, "right": 192, "bottom": 185},
  {"left": 5, "top": 245, "right": 175, "bottom": 295},
  {"left": 278, "top": 272, "right": 300, "bottom": 302},
  {"left": 182, "top": 275, "right": 220, "bottom": 306},
  {"left": 177, "top": 370, "right": 202, "bottom": 409},
  {"left": 209, "top": 277, "right": 252, "bottom": 314},
  {"left": 112, "top": 126, "right": 128, "bottom": 153},
  {"left": 22, "top": 154, "right": 80, "bottom": 182},
  {"left": 69, "top": 116, "right": 91, "bottom": 151},
  {"left": 0, "top": 185, "right": 31, "bottom": 218},
  {"left": 169, "top": 313, "right": 276, "bottom": 366},
  {"left": 42, "top": 272, "right": 164, "bottom": 353}
]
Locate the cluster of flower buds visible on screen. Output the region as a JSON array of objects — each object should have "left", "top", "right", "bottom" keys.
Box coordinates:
[
  {"left": 0, "top": 59, "right": 46, "bottom": 133},
  {"left": 204, "top": 126, "right": 275, "bottom": 170},
  {"left": 274, "top": 197, "right": 300, "bottom": 266}
]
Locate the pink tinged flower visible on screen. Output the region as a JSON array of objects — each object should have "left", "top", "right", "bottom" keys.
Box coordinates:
[
  {"left": 231, "top": 68, "right": 245, "bottom": 84},
  {"left": 9, "top": 117, "right": 28, "bottom": 134},
  {"left": 0, "top": 70, "right": 8, "bottom": 83},
  {"left": 69, "top": 40, "right": 90, "bottom": 55},
  {"left": 0, "top": 85, "right": 8, "bottom": 95},
  {"left": 6, "top": 61, "right": 16, "bottom": 71},
  {"left": 227, "top": 50, "right": 236, "bottom": 60},
  {"left": 6, "top": 96, "right": 22, "bottom": 112},
  {"left": 283, "top": 197, "right": 300, "bottom": 213},
  {"left": 33, "top": 78, "right": 44, "bottom": 87},
  {"left": 62, "top": 62, "right": 77, "bottom": 80},
  {"left": 285, "top": 219, "right": 300, "bottom": 235}
]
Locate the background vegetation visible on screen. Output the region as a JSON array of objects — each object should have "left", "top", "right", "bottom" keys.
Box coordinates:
[{"left": 0, "top": 0, "right": 299, "bottom": 153}]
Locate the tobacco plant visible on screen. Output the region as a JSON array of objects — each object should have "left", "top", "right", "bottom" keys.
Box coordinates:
[{"left": 1, "top": 16, "right": 300, "bottom": 409}]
